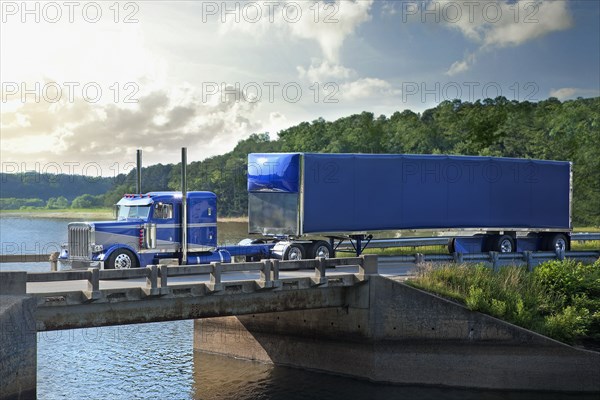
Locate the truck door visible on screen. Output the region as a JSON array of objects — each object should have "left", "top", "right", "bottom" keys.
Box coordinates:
[
  {"left": 188, "top": 194, "right": 218, "bottom": 251},
  {"left": 151, "top": 202, "right": 178, "bottom": 251}
]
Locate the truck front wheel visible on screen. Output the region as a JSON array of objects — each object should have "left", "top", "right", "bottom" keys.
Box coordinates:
[{"left": 106, "top": 249, "right": 138, "bottom": 269}]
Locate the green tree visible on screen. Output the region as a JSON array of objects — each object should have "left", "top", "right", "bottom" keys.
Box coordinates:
[
  {"left": 71, "top": 194, "right": 104, "bottom": 208},
  {"left": 46, "top": 196, "right": 69, "bottom": 209}
]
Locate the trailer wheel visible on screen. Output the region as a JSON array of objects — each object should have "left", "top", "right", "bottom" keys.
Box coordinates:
[
  {"left": 491, "top": 235, "right": 514, "bottom": 253},
  {"left": 283, "top": 243, "right": 305, "bottom": 261},
  {"left": 106, "top": 249, "right": 138, "bottom": 269},
  {"left": 546, "top": 233, "right": 569, "bottom": 252},
  {"left": 309, "top": 241, "right": 334, "bottom": 259}
]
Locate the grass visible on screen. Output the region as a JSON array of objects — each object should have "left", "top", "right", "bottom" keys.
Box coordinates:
[
  {"left": 361, "top": 246, "right": 448, "bottom": 256},
  {"left": 574, "top": 226, "right": 600, "bottom": 232},
  {"left": 572, "top": 240, "right": 600, "bottom": 251},
  {"left": 407, "top": 259, "right": 600, "bottom": 345}
]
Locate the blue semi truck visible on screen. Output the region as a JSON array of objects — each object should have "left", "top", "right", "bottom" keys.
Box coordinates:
[{"left": 60, "top": 151, "right": 572, "bottom": 269}]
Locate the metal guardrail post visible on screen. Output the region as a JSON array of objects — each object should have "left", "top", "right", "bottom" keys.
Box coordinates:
[
  {"left": 489, "top": 252, "right": 499, "bottom": 271},
  {"left": 524, "top": 251, "right": 534, "bottom": 271},
  {"left": 453, "top": 252, "right": 464, "bottom": 264},
  {"left": 209, "top": 262, "right": 222, "bottom": 291},
  {"left": 415, "top": 253, "right": 425, "bottom": 264},
  {"left": 313, "top": 257, "right": 327, "bottom": 285}
]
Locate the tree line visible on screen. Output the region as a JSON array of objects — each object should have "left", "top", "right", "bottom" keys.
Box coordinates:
[
  {"left": 1, "top": 194, "right": 105, "bottom": 210},
  {"left": 2, "top": 97, "right": 598, "bottom": 225},
  {"left": 0, "top": 173, "right": 113, "bottom": 202}
]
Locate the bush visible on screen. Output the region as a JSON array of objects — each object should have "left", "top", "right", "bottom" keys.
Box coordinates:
[
  {"left": 71, "top": 194, "right": 104, "bottom": 208},
  {"left": 46, "top": 196, "right": 70, "bottom": 209},
  {"left": 408, "top": 258, "right": 600, "bottom": 345},
  {"left": 544, "top": 306, "right": 590, "bottom": 343},
  {"left": 0, "top": 198, "right": 45, "bottom": 210}
]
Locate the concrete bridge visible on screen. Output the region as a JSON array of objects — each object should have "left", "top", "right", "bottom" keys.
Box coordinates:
[
  {"left": 1, "top": 256, "right": 599, "bottom": 399},
  {"left": 12, "top": 256, "right": 377, "bottom": 331}
]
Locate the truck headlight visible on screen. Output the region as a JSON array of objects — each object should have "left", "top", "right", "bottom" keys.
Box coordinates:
[{"left": 92, "top": 244, "right": 104, "bottom": 252}]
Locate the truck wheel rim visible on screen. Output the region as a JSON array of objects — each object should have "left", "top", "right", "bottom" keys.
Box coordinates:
[
  {"left": 315, "top": 246, "right": 330, "bottom": 258},
  {"left": 115, "top": 254, "right": 132, "bottom": 269},
  {"left": 500, "top": 239, "right": 512, "bottom": 253},
  {"left": 555, "top": 239, "right": 566, "bottom": 252},
  {"left": 288, "top": 247, "right": 302, "bottom": 260}
]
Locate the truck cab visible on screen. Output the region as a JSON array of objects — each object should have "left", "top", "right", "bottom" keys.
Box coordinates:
[{"left": 60, "top": 191, "right": 229, "bottom": 269}]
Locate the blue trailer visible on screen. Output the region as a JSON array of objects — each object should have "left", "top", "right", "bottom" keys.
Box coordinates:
[
  {"left": 247, "top": 153, "right": 572, "bottom": 259},
  {"left": 59, "top": 150, "right": 572, "bottom": 269}
]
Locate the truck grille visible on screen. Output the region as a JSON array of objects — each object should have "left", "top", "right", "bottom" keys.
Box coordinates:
[{"left": 68, "top": 223, "right": 93, "bottom": 259}]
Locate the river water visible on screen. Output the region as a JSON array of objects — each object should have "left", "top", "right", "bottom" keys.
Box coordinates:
[{"left": 0, "top": 216, "right": 592, "bottom": 399}]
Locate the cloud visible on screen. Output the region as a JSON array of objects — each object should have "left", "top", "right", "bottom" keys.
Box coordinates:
[
  {"left": 295, "top": 59, "right": 399, "bottom": 102},
  {"left": 1, "top": 85, "right": 263, "bottom": 173},
  {"left": 481, "top": 1, "right": 573, "bottom": 48},
  {"left": 288, "top": 0, "right": 374, "bottom": 63},
  {"left": 434, "top": 0, "right": 574, "bottom": 74},
  {"left": 381, "top": 1, "right": 398, "bottom": 16},
  {"left": 219, "top": 0, "right": 374, "bottom": 63},
  {"left": 446, "top": 53, "right": 476, "bottom": 76},
  {"left": 549, "top": 87, "right": 600, "bottom": 101},
  {"left": 297, "top": 60, "right": 355, "bottom": 82},
  {"left": 549, "top": 87, "right": 578, "bottom": 100},
  {"left": 339, "top": 78, "right": 400, "bottom": 101}
]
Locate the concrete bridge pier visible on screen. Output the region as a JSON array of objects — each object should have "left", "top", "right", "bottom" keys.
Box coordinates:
[
  {"left": 0, "top": 272, "right": 37, "bottom": 400},
  {"left": 194, "top": 275, "right": 600, "bottom": 392}
]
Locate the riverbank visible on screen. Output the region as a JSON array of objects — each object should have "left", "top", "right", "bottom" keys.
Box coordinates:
[
  {"left": 0, "top": 208, "right": 114, "bottom": 220},
  {"left": 0, "top": 209, "right": 249, "bottom": 222}
]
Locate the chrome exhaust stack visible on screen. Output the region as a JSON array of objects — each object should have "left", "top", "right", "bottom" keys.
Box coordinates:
[
  {"left": 136, "top": 149, "right": 142, "bottom": 194},
  {"left": 181, "top": 147, "right": 188, "bottom": 265}
]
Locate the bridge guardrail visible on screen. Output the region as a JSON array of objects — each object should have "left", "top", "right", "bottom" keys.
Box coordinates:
[
  {"left": 379, "top": 250, "right": 600, "bottom": 270},
  {"left": 20, "top": 255, "right": 378, "bottom": 302},
  {"left": 336, "top": 232, "right": 600, "bottom": 251}
]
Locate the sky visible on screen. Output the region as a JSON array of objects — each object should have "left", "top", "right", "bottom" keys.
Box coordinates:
[{"left": 1, "top": 0, "right": 599, "bottom": 177}]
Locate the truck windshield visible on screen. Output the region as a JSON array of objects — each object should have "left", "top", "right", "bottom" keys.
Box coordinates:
[{"left": 117, "top": 205, "right": 151, "bottom": 220}]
